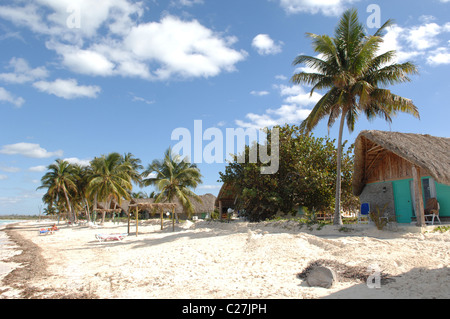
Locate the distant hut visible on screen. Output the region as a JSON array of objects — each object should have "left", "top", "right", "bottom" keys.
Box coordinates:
[
  {"left": 215, "top": 183, "right": 239, "bottom": 219},
  {"left": 125, "top": 194, "right": 216, "bottom": 220},
  {"left": 160, "top": 193, "right": 216, "bottom": 219},
  {"left": 352, "top": 130, "right": 450, "bottom": 225},
  {"left": 94, "top": 200, "right": 123, "bottom": 223}
]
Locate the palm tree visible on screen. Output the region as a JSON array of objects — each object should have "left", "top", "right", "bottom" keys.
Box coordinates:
[
  {"left": 122, "top": 152, "right": 144, "bottom": 187},
  {"left": 141, "top": 148, "right": 203, "bottom": 218},
  {"left": 87, "top": 152, "right": 133, "bottom": 223},
  {"left": 72, "top": 164, "right": 93, "bottom": 222},
  {"left": 38, "top": 159, "right": 78, "bottom": 222},
  {"left": 292, "top": 9, "right": 419, "bottom": 225}
]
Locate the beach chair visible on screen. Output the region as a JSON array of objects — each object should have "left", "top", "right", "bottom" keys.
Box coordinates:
[
  {"left": 39, "top": 227, "right": 54, "bottom": 235},
  {"left": 358, "top": 203, "right": 370, "bottom": 224},
  {"left": 95, "top": 233, "right": 128, "bottom": 242},
  {"left": 424, "top": 198, "right": 441, "bottom": 225}
]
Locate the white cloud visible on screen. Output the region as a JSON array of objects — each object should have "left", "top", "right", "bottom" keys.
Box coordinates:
[
  {"left": 0, "top": 166, "right": 20, "bottom": 173},
  {"left": 377, "top": 21, "right": 450, "bottom": 65},
  {"left": 125, "top": 15, "right": 247, "bottom": 80},
  {"left": 277, "top": 0, "right": 358, "bottom": 16},
  {"left": 250, "top": 90, "right": 270, "bottom": 96},
  {"left": 51, "top": 44, "right": 116, "bottom": 77},
  {"left": 0, "top": 143, "right": 63, "bottom": 158},
  {"left": 0, "top": 87, "right": 25, "bottom": 108},
  {"left": 0, "top": 57, "right": 48, "bottom": 84},
  {"left": 407, "top": 23, "right": 443, "bottom": 50},
  {"left": 29, "top": 165, "right": 47, "bottom": 172},
  {"left": 427, "top": 47, "right": 450, "bottom": 65},
  {"left": 0, "top": 3, "right": 246, "bottom": 82},
  {"left": 0, "top": 175, "right": 8, "bottom": 181},
  {"left": 377, "top": 25, "right": 422, "bottom": 64},
  {"left": 33, "top": 79, "right": 101, "bottom": 99},
  {"left": 131, "top": 94, "right": 155, "bottom": 105},
  {"left": 252, "top": 34, "right": 283, "bottom": 55},
  {"left": 277, "top": 84, "right": 322, "bottom": 105},
  {"left": 171, "top": 0, "right": 204, "bottom": 7},
  {"left": 237, "top": 84, "right": 321, "bottom": 129},
  {"left": 0, "top": 0, "right": 144, "bottom": 39},
  {"left": 63, "top": 157, "right": 91, "bottom": 167}
]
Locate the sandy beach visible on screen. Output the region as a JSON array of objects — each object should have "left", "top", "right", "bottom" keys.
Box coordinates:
[{"left": 0, "top": 219, "right": 449, "bottom": 299}]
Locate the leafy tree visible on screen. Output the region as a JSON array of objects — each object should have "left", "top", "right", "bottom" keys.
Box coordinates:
[
  {"left": 292, "top": 9, "right": 419, "bottom": 224},
  {"left": 219, "top": 124, "right": 358, "bottom": 222},
  {"left": 141, "top": 148, "right": 203, "bottom": 217}
]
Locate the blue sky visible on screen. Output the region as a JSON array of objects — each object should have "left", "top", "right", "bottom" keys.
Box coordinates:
[{"left": 0, "top": 0, "right": 449, "bottom": 215}]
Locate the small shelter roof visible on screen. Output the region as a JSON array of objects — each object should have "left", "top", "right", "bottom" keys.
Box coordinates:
[
  {"left": 215, "top": 183, "right": 239, "bottom": 207},
  {"left": 95, "top": 200, "right": 123, "bottom": 212},
  {"left": 128, "top": 198, "right": 177, "bottom": 210},
  {"left": 353, "top": 130, "right": 450, "bottom": 196}
]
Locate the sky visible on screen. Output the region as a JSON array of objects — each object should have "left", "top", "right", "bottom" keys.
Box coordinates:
[{"left": 0, "top": 0, "right": 449, "bottom": 215}]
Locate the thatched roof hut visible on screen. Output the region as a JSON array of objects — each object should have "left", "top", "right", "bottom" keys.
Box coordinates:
[
  {"left": 215, "top": 183, "right": 239, "bottom": 217},
  {"left": 352, "top": 130, "right": 450, "bottom": 226},
  {"left": 353, "top": 130, "right": 450, "bottom": 196}
]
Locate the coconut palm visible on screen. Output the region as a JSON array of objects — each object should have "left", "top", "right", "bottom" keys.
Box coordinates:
[
  {"left": 38, "top": 159, "right": 78, "bottom": 222},
  {"left": 72, "top": 164, "right": 93, "bottom": 222},
  {"left": 292, "top": 9, "right": 419, "bottom": 225},
  {"left": 122, "top": 152, "right": 144, "bottom": 187},
  {"left": 88, "top": 152, "right": 133, "bottom": 223},
  {"left": 141, "top": 148, "right": 203, "bottom": 217}
]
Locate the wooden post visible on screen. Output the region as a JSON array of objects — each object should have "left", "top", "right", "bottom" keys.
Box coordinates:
[
  {"left": 172, "top": 206, "right": 175, "bottom": 231},
  {"left": 135, "top": 207, "right": 139, "bottom": 236},
  {"left": 219, "top": 200, "right": 223, "bottom": 221},
  {"left": 127, "top": 209, "right": 130, "bottom": 235},
  {"left": 160, "top": 208, "right": 163, "bottom": 230},
  {"left": 412, "top": 165, "right": 425, "bottom": 226}
]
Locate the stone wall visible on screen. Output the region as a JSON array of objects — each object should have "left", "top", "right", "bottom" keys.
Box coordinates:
[{"left": 359, "top": 182, "right": 396, "bottom": 219}]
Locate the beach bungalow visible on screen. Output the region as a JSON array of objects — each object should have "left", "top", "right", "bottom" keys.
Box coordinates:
[
  {"left": 352, "top": 130, "right": 450, "bottom": 225},
  {"left": 215, "top": 183, "right": 239, "bottom": 219}
]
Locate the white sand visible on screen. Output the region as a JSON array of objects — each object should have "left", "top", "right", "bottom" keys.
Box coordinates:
[{"left": 1, "top": 219, "right": 449, "bottom": 299}]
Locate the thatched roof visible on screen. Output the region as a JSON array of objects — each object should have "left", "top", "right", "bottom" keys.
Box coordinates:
[
  {"left": 95, "top": 200, "right": 123, "bottom": 212},
  {"left": 126, "top": 194, "right": 216, "bottom": 215},
  {"left": 215, "top": 183, "right": 239, "bottom": 207},
  {"left": 353, "top": 130, "right": 450, "bottom": 196}
]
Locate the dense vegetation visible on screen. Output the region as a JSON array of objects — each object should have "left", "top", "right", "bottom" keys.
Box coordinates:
[{"left": 219, "top": 124, "right": 358, "bottom": 222}]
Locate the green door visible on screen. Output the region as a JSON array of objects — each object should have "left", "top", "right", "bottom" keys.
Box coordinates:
[{"left": 393, "top": 180, "right": 413, "bottom": 223}]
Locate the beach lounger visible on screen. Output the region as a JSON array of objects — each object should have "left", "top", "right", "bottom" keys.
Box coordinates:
[
  {"left": 39, "top": 228, "right": 54, "bottom": 235},
  {"left": 95, "top": 233, "right": 128, "bottom": 242}
]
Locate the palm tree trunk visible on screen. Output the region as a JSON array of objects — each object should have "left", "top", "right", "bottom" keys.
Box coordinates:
[
  {"left": 334, "top": 111, "right": 347, "bottom": 226},
  {"left": 84, "top": 198, "right": 91, "bottom": 222},
  {"left": 63, "top": 189, "right": 73, "bottom": 223}
]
